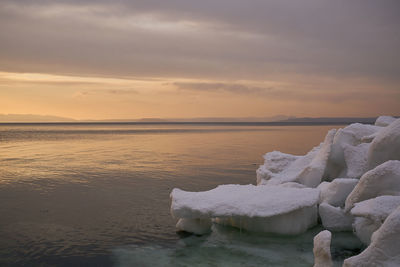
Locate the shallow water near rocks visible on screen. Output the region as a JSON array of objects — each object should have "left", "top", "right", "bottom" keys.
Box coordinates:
[{"left": 0, "top": 123, "right": 362, "bottom": 266}]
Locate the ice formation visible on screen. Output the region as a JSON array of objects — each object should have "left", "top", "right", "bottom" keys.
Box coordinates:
[
  {"left": 313, "top": 230, "right": 332, "bottom": 267},
  {"left": 325, "top": 123, "right": 381, "bottom": 179},
  {"left": 257, "top": 129, "right": 335, "bottom": 187},
  {"left": 318, "top": 178, "right": 358, "bottom": 207},
  {"left": 343, "top": 206, "right": 400, "bottom": 267},
  {"left": 171, "top": 185, "right": 319, "bottom": 235},
  {"left": 374, "top": 115, "right": 397, "bottom": 127},
  {"left": 169, "top": 115, "right": 400, "bottom": 266},
  {"left": 344, "top": 160, "right": 400, "bottom": 212},
  {"left": 350, "top": 196, "right": 400, "bottom": 245},
  {"left": 367, "top": 118, "right": 400, "bottom": 170},
  {"left": 319, "top": 203, "right": 353, "bottom": 232}
]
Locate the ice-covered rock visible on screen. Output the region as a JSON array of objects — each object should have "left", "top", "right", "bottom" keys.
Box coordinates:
[
  {"left": 176, "top": 218, "right": 212, "bottom": 235},
  {"left": 318, "top": 178, "right": 358, "bottom": 207},
  {"left": 170, "top": 184, "right": 320, "bottom": 235},
  {"left": 319, "top": 203, "right": 353, "bottom": 232},
  {"left": 343, "top": 206, "right": 400, "bottom": 267},
  {"left": 343, "top": 143, "right": 369, "bottom": 178},
  {"left": 352, "top": 217, "right": 377, "bottom": 245},
  {"left": 349, "top": 196, "right": 400, "bottom": 245},
  {"left": 344, "top": 160, "right": 400, "bottom": 212},
  {"left": 326, "top": 123, "right": 381, "bottom": 179},
  {"left": 375, "top": 115, "right": 397, "bottom": 127},
  {"left": 313, "top": 230, "right": 332, "bottom": 267},
  {"left": 257, "top": 129, "right": 335, "bottom": 187},
  {"left": 351, "top": 195, "right": 400, "bottom": 223},
  {"left": 367, "top": 118, "right": 400, "bottom": 170}
]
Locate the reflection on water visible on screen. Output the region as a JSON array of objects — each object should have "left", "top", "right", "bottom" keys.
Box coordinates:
[{"left": 0, "top": 123, "right": 355, "bottom": 266}]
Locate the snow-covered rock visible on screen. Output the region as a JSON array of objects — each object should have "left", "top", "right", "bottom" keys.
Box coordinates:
[
  {"left": 257, "top": 129, "right": 335, "bottom": 187},
  {"left": 349, "top": 196, "right": 400, "bottom": 245},
  {"left": 176, "top": 218, "right": 212, "bottom": 235},
  {"left": 351, "top": 195, "right": 400, "bottom": 223},
  {"left": 326, "top": 123, "right": 381, "bottom": 179},
  {"left": 318, "top": 178, "right": 358, "bottom": 207},
  {"left": 375, "top": 115, "right": 397, "bottom": 127},
  {"left": 367, "top": 118, "right": 400, "bottom": 170},
  {"left": 343, "top": 206, "right": 400, "bottom": 267},
  {"left": 319, "top": 203, "right": 353, "bottom": 232},
  {"left": 313, "top": 230, "right": 332, "bottom": 267},
  {"left": 170, "top": 184, "right": 320, "bottom": 235},
  {"left": 344, "top": 160, "right": 400, "bottom": 212},
  {"left": 343, "top": 143, "right": 369, "bottom": 178}
]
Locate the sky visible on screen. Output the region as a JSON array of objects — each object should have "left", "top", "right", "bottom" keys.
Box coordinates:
[{"left": 0, "top": 0, "right": 399, "bottom": 120}]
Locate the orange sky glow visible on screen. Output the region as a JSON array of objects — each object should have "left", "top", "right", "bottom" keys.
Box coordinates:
[{"left": 1, "top": 1, "right": 399, "bottom": 120}]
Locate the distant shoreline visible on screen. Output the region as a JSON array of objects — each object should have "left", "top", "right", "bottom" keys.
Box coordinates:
[{"left": 0, "top": 120, "right": 374, "bottom": 126}]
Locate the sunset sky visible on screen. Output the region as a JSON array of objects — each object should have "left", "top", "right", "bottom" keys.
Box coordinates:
[{"left": 1, "top": 0, "right": 399, "bottom": 120}]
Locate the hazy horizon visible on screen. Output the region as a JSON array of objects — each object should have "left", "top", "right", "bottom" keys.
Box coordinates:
[{"left": 0, "top": 113, "right": 385, "bottom": 123}]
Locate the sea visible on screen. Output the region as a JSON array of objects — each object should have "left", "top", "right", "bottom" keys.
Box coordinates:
[{"left": 0, "top": 123, "right": 363, "bottom": 266}]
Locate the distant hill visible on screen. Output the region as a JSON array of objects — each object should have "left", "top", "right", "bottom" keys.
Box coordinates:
[
  {"left": 0, "top": 114, "right": 385, "bottom": 124},
  {"left": 280, "top": 117, "right": 377, "bottom": 124},
  {"left": 0, "top": 114, "right": 75, "bottom": 122}
]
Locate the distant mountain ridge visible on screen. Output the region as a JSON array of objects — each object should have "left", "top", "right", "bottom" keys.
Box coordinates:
[
  {"left": 0, "top": 114, "right": 75, "bottom": 122},
  {"left": 0, "top": 113, "right": 391, "bottom": 124}
]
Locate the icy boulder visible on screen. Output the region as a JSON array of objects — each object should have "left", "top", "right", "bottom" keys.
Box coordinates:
[
  {"left": 257, "top": 129, "right": 335, "bottom": 187},
  {"left": 319, "top": 203, "right": 353, "bottom": 232},
  {"left": 326, "top": 123, "right": 381, "bottom": 179},
  {"left": 367, "top": 118, "right": 400, "bottom": 170},
  {"left": 343, "top": 143, "right": 369, "bottom": 178},
  {"left": 318, "top": 178, "right": 358, "bottom": 207},
  {"left": 313, "top": 230, "right": 332, "bottom": 267},
  {"left": 344, "top": 160, "right": 400, "bottom": 212},
  {"left": 375, "top": 115, "right": 397, "bottom": 127},
  {"left": 170, "top": 184, "right": 320, "bottom": 235},
  {"left": 350, "top": 196, "right": 400, "bottom": 244},
  {"left": 343, "top": 206, "right": 400, "bottom": 267}
]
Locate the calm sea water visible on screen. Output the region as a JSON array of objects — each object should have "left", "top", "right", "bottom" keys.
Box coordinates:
[{"left": 0, "top": 123, "right": 361, "bottom": 266}]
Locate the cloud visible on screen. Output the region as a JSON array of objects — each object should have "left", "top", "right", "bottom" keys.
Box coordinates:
[
  {"left": 174, "top": 82, "right": 273, "bottom": 95},
  {"left": 0, "top": 0, "right": 399, "bottom": 82},
  {"left": 73, "top": 89, "right": 137, "bottom": 98}
]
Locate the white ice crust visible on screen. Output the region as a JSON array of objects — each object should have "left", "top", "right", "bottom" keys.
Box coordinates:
[
  {"left": 313, "top": 230, "right": 332, "bottom": 267},
  {"left": 171, "top": 185, "right": 319, "bottom": 235},
  {"left": 319, "top": 203, "right": 353, "bottom": 232},
  {"left": 176, "top": 218, "right": 212, "bottom": 235},
  {"left": 257, "top": 129, "right": 335, "bottom": 187},
  {"left": 344, "top": 160, "right": 400, "bottom": 212},
  {"left": 171, "top": 184, "right": 319, "bottom": 218},
  {"left": 367, "top": 118, "right": 400, "bottom": 170},
  {"left": 343, "top": 143, "right": 369, "bottom": 178},
  {"left": 344, "top": 206, "right": 400, "bottom": 267},
  {"left": 350, "top": 196, "right": 400, "bottom": 245},
  {"left": 169, "top": 115, "right": 400, "bottom": 265},
  {"left": 326, "top": 123, "right": 381, "bottom": 179},
  {"left": 318, "top": 178, "right": 358, "bottom": 207},
  {"left": 374, "top": 115, "right": 397, "bottom": 127},
  {"left": 351, "top": 195, "right": 400, "bottom": 222}
]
